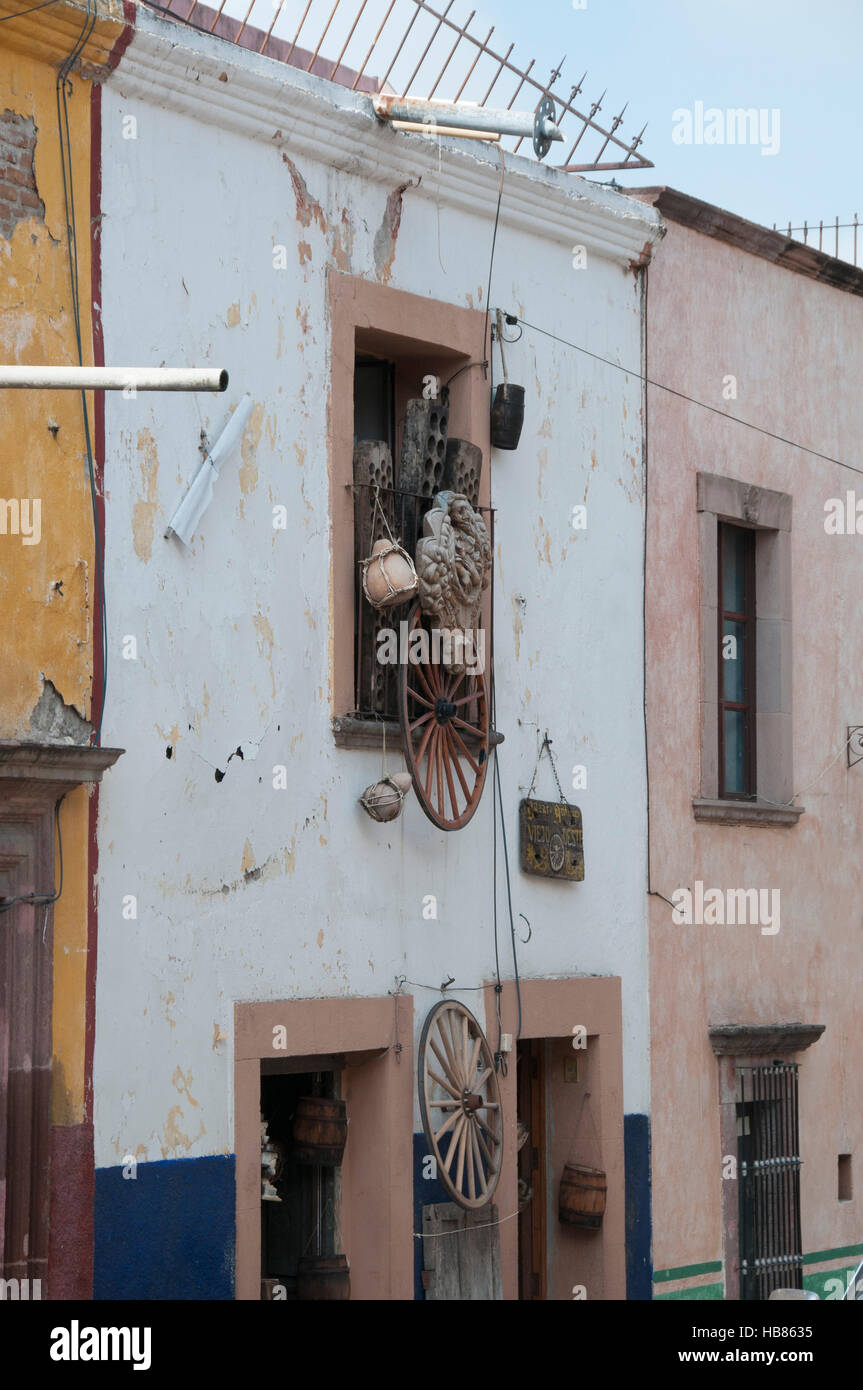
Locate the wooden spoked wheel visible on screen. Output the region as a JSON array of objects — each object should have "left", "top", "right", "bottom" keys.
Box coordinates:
[
  {"left": 418, "top": 1000, "right": 503, "bottom": 1210},
  {"left": 398, "top": 603, "right": 490, "bottom": 832}
]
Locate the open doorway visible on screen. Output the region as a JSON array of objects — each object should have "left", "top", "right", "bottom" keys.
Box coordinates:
[{"left": 260, "top": 1066, "right": 346, "bottom": 1300}]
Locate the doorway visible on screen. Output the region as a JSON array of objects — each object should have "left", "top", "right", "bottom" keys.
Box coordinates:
[{"left": 516, "top": 1038, "right": 547, "bottom": 1299}]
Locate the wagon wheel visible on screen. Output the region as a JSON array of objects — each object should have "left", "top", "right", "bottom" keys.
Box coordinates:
[
  {"left": 418, "top": 999, "right": 503, "bottom": 1210},
  {"left": 398, "top": 603, "right": 489, "bottom": 832}
]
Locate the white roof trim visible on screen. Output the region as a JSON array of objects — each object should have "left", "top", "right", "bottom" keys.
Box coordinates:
[{"left": 110, "top": 7, "right": 663, "bottom": 268}]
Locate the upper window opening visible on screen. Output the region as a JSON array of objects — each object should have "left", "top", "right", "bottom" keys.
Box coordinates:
[{"left": 718, "top": 522, "right": 756, "bottom": 799}]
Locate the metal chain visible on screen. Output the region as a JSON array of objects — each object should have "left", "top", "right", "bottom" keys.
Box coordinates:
[{"left": 526, "top": 731, "right": 568, "bottom": 805}]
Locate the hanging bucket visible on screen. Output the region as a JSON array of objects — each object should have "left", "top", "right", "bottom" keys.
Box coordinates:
[
  {"left": 291, "top": 1097, "right": 347, "bottom": 1166},
  {"left": 297, "top": 1254, "right": 351, "bottom": 1301},
  {"left": 490, "top": 382, "right": 525, "bottom": 450},
  {"left": 558, "top": 1163, "right": 606, "bottom": 1229}
]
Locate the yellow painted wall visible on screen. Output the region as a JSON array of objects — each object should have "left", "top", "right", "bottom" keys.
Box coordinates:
[{"left": 0, "top": 0, "right": 126, "bottom": 1125}]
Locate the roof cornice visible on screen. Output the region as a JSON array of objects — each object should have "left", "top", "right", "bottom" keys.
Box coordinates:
[
  {"left": 0, "top": 0, "right": 128, "bottom": 72},
  {"left": 631, "top": 186, "right": 863, "bottom": 298},
  {"left": 109, "top": 6, "right": 662, "bottom": 269}
]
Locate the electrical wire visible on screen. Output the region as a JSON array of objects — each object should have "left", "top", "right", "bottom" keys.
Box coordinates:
[
  {"left": 413, "top": 1207, "right": 521, "bottom": 1238},
  {"left": 0, "top": 796, "right": 65, "bottom": 913},
  {"left": 391, "top": 977, "right": 487, "bottom": 993},
  {"left": 55, "top": 1, "right": 108, "bottom": 745},
  {"left": 495, "top": 747, "right": 522, "bottom": 1043},
  {"left": 504, "top": 312, "right": 863, "bottom": 479},
  {"left": 638, "top": 268, "right": 677, "bottom": 913},
  {"left": 481, "top": 146, "right": 505, "bottom": 380},
  {"left": 0, "top": 0, "right": 60, "bottom": 16}
]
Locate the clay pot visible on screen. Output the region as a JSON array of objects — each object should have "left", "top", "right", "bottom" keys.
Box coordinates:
[
  {"left": 359, "top": 772, "right": 412, "bottom": 823},
  {"left": 362, "top": 538, "right": 418, "bottom": 609}
]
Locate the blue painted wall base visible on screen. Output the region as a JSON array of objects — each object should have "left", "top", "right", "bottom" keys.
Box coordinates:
[
  {"left": 94, "top": 1154, "right": 235, "bottom": 1300},
  {"left": 624, "top": 1113, "right": 652, "bottom": 1299}
]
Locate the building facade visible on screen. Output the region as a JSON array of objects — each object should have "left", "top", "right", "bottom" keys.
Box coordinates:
[
  {"left": 0, "top": 0, "right": 128, "bottom": 1301},
  {"left": 86, "top": 6, "right": 661, "bottom": 1299},
  {"left": 638, "top": 188, "right": 863, "bottom": 1301}
]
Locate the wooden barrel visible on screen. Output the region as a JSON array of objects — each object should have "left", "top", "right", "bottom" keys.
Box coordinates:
[
  {"left": 490, "top": 383, "right": 525, "bottom": 450},
  {"left": 297, "top": 1255, "right": 350, "bottom": 1301},
  {"left": 291, "top": 1096, "right": 347, "bottom": 1166},
  {"left": 558, "top": 1163, "right": 606, "bottom": 1229}
]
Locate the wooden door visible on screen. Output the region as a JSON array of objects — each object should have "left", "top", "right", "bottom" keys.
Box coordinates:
[{"left": 517, "top": 1038, "right": 547, "bottom": 1300}]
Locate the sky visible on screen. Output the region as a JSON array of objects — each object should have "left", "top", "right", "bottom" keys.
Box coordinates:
[
  {"left": 177, "top": 0, "right": 862, "bottom": 260},
  {"left": 484, "top": 0, "right": 862, "bottom": 255}
]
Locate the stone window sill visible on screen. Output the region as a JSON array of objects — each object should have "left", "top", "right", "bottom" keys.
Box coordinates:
[
  {"left": 332, "top": 715, "right": 505, "bottom": 752},
  {"left": 692, "top": 798, "right": 804, "bottom": 828}
]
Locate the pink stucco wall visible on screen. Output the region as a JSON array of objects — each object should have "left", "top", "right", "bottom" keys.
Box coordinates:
[{"left": 642, "top": 205, "right": 863, "bottom": 1289}]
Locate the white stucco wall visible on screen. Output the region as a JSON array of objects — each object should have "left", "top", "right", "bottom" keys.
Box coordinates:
[{"left": 93, "top": 11, "right": 661, "bottom": 1168}]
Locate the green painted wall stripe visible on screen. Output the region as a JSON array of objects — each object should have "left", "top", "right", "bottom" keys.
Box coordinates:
[
  {"left": 654, "top": 1260, "right": 723, "bottom": 1283},
  {"left": 802, "top": 1242, "right": 863, "bottom": 1266},
  {"left": 655, "top": 1282, "right": 724, "bottom": 1301},
  {"left": 653, "top": 1244, "right": 863, "bottom": 1284}
]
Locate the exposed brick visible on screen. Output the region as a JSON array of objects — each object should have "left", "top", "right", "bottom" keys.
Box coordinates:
[{"left": 0, "top": 109, "right": 43, "bottom": 236}]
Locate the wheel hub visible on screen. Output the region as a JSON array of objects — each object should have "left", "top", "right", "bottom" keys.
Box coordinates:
[
  {"left": 435, "top": 697, "right": 457, "bottom": 724},
  {"left": 462, "top": 1090, "right": 482, "bottom": 1114}
]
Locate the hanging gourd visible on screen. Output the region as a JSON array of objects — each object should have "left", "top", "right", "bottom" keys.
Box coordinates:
[
  {"left": 360, "top": 488, "right": 418, "bottom": 609},
  {"left": 359, "top": 723, "right": 412, "bottom": 823}
]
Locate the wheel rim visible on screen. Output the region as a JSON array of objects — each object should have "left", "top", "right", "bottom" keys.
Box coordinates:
[
  {"left": 418, "top": 1000, "right": 502, "bottom": 1210},
  {"left": 398, "top": 603, "right": 489, "bottom": 831}
]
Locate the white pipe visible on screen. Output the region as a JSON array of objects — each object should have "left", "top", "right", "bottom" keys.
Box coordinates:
[
  {"left": 373, "top": 95, "right": 563, "bottom": 143},
  {"left": 0, "top": 366, "right": 228, "bottom": 391}
]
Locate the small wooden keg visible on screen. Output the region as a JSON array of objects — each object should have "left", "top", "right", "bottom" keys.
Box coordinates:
[
  {"left": 558, "top": 1163, "right": 607, "bottom": 1229},
  {"left": 291, "top": 1096, "right": 347, "bottom": 1166},
  {"left": 296, "top": 1254, "right": 351, "bottom": 1301}
]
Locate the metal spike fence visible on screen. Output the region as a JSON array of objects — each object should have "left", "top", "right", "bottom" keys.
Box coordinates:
[
  {"left": 773, "top": 215, "right": 860, "bottom": 268},
  {"left": 142, "top": 0, "right": 652, "bottom": 171}
]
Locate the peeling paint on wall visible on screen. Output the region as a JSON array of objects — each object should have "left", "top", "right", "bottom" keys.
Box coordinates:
[
  {"left": 30, "top": 677, "right": 91, "bottom": 743},
  {"left": 132, "top": 428, "right": 160, "bottom": 562},
  {"left": 238, "top": 401, "right": 264, "bottom": 516},
  {"left": 373, "top": 179, "right": 419, "bottom": 284},
  {"left": 0, "top": 109, "right": 45, "bottom": 240},
  {"left": 282, "top": 154, "right": 326, "bottom": 234}
]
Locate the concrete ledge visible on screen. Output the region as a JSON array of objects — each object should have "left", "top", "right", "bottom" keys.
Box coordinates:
[
  {"left": 692, "top": 797, "right": 804, "bottom": 827},
  {"left": 332, "top": 715, "right": 504, "bottom": 751},
  {"left": 696, "top": 472, "right": 792, "bottom": 531},
  {"left": 709, "top": 1023, "right": 825, "bottom": 1056}
]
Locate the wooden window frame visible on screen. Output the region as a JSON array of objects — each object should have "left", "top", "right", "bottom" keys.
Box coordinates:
[{"left": 717, "top": 522, "right": 757, "bottom": 800}]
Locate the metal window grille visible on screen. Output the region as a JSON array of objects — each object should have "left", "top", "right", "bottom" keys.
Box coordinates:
[
  {"left": 350, "top": 479, "right": 493, "bottom": 720},
  {"left": 737, "top": 1062, "right": 803, "bottom": 1300}
]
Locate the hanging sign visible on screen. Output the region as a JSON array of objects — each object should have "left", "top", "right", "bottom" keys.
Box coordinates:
[{"left": 519, "top": 798, "right": 584, "bottom": 881}]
